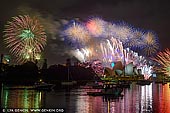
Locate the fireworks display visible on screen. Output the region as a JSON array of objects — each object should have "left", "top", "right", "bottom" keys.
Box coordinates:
[
  {"left": 141, "top": 31, "right": 160, "bottom": 57},
  {"left": 71, "top": 37, "right": 152, "bottom": 77},
  {"left": 61, "top": 17, "right": 162, "bottom": 77},
  {"left": 152, "top": 49, "right": 170, "bottom": 76},
  {"left": 86, "top": 17, "right": 106, "bottom": 38},
  {"left": 62, "top": 21, "right": 90, "bottom": 46},
  {"left": 2, "top": 15, "right": 160, "bottom": 76},
  {"left": 100, "top": 38, "right": 124, "bottom": 66},
  {"left": 124, "top": 29, "right": 144, "bottom": 49},
  {"left": 62, "top": 17, "right": 160, "bottom": 57},
  {"left": 60, "top": 16, "right": 163, "bottom": 78},
  {"left": 113, "top": 22, "right": 133, "bottom": 44},
  {"left": 3, "top": 15, "right": 47, "bottom": 63},
  {"left": 141, "top": 65, "right": 153, "bottom": 79}
]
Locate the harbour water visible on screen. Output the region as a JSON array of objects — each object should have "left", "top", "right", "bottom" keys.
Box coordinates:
[{"left": 1, "top": 82, "right": 170, "bottom": 113}]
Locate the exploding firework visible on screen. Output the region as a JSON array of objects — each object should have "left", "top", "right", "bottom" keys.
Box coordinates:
[
  {"left": 152, "top": 49, "right": 170, "bottom": 76},
  {"left": 112, "top": 22, "right": 133, "bottom": 44},
  {"left": 100, "top": 38, "right": 124, "bottom": 66},
  {"left": 4, "top": 15, "right": 47, "bottom": 63},
  {"left": 86, "top": 17, "right": 106, "bottom": 37},
  {"left": 124, "top": 29, "right": 144, "bottom": 49},
  {"left": 91, "top": 59, "right": 104, "bottom": 75},
  {"left": 18, "top": 45, "right": 41, "bottom": 63},
  {"left": 141, "top": 31, "right": 160, "bottom": 56},
  {"left": 103, "top": 22, "right": 117, "bottom": 38},
  {"left": 62, "top": 21, "right": 90, "bottom": 46},
  {"left": 70, "top": 48, "right": 91, "bottom": 62},
  {"left": 141, "top": 64, "right": 153, "bottom": 79},
  {"left": 78, "top": 59, "right": 104, "bottom": 75}
]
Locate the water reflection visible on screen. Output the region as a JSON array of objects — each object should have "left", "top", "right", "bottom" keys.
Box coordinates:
[
  {"left": 141, "top": 84, "right": 152, "bottom": 112},
  {"left": 1, "top": 88, "right": 43, "bottom": 109},
  {"left": 1, "top": 83, "right": 170, "bottom": 113},
  {"left": 152, "top": 83, "right": 170, "bottom": 113},
  {"left": 119, "top": 83, "right": 153, "bottom": 113}
]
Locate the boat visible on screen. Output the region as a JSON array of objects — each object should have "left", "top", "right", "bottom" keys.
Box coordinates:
[
  {"left": 84, "top": 81, "right": 103, "bottom": 89},
  {"left": 118, "top": 80, "right": 131, "bottom": 88},
  {"left": 136, "top": 79, "right": 152, "bottom": 85},
  {"left": 61, "top": 81, "right": 77, "bottom": 86},
  {"left": 87, "top": 83, "right": 123, "bottom": 97},
  {"left": 2, "top": 79, "right": 55, "bottom": 90},
  {"left": 34, "top": 81, "right": 55, "bottom": 90}
]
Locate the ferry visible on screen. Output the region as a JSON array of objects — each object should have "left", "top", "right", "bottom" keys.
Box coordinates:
[{"left": 87, "top": 82, "right": 123, "bottom": 97}]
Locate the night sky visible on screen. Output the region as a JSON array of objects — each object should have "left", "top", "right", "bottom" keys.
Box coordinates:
[{"left": 0, "top": 0, "right": 170, "bottom": 65}]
